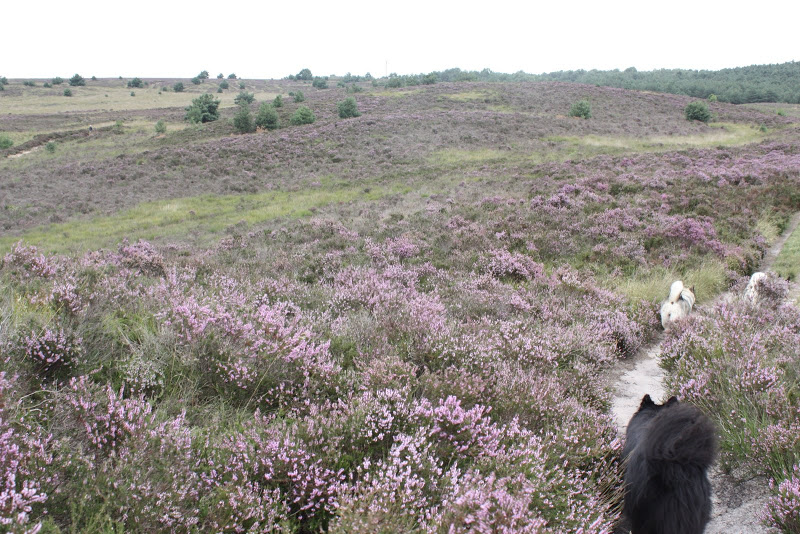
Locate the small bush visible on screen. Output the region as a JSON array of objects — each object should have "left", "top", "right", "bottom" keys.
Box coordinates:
[
  {"left": 290, "top": 106, "right": 316, "bottom": 125},
  {"left": 69, "top": 74, "right": 85, "bottom": 86},
  {"left": 708, "top": 94, "right": 718, "bottom": 102},
  {"left": 685, "top": 101, "right": 712, "bottom": 122},
  {"left": 52, "top": 76, "right": 64, "bottom": 85},
  {"left": 0, "top": 135, "right": 13, "bottom": 149},
  {"left": 312, "top": 77, "right": 328, "bottom": 89},
  {"left": 91, "top": 75, "right": 97, "bottom": 80},
  {"left": 191, "top": 77, "right": 202, "bottom": 85},
  {"left": 569, "top": 99, "right": 592, "bottom": 119},
  {"left": 23, "top": 81, "right": 36, "bottom": 87},
  {"left": 130, "top": 91, "right": 136, "bottom": 97},
  {"left": 219, "top": 80, "right": 229, "bottom": 90},
  {"left": 255, "top": 102, "right": 280, "bottom": 130},
  {"left": 228, "top": 73, "right": 237, "bottom": 79},
  {"left": 422, "top": 73, "right": 437, "bottom": 85},
  {"left": 337, "top": 97, "right": 360, "bottom": 119},
  {"left": 43, "top": 82, "right": 52, "bottom": 88},
  {"left": 217, "top": 87, "right": 223, "bottom": 93},
  {"left": 155, "top": 120, "right": 167, "bottom": 134},
  {"left": 777, "top": 109, "right": 787, "bottom": 117},
  {"left": 127, "top": 77, "right": 144, "bottom": 88},
  {"left": 233, "top": 103, "right": 255, "bottom": 134},
  {"left": 198, "top": 70, "right": 209, "bottom": 79},
  {"left": 63, "top": 88, "right": 73, "bottom": 97},
  {"left": 0, "top": 76, "right": 8, "bottom": 85},
  {"left": 273, "top": 94, "right": 283, "bottom": 108},
  {"left": 293, "top": 91, "right": 305, "bottom": 103},
  {"left": 239, "top": 81, "right": 246, "bottom": 89},
  {"left": 45, "top": 142, "right": 56, "bottom": 153},
  {"left": 185, "top": 93, "right": 221, "bottom": 123},
  {"left": 297, "top": 68, "right": 313, "bottom": 81},
  {"left": 173, "top": 82, "right": 185, "bottom": 93},
  {"left": 217, "top": 73, "right": 224, "bottom": 79},
  {"left": 234, "top": 91, "right": 255, "bottom": 105}
]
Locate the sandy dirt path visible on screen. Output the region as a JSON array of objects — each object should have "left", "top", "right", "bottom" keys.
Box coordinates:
[{"left": 609, "top": 211, "right": 800, "bottom": 533}]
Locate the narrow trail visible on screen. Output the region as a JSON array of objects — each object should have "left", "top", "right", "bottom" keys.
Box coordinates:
[{"left": 608, "top": 211, "right": 800, "bottom": 534}]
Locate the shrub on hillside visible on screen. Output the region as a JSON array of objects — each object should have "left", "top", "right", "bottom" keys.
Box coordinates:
[
  {"left": 155, "top": 120, "right": 167, "bottom": 134},
  {"left": 0, "top": 76, "right": 8, "bottom": 86},
  {"left": 233, "top": 103, "right": 255, "bottom": 134},
  {"left": 217, "top": 73, "right": 224, "bottom": 79},
  {"left": 255, "top": 103, "right": 280, "bottom": 130},
  {"left": 293, "top": 90, "right": 305, "bottom": 103},
  {"left": 234, "top": 91, "right": 255, "bottom": 105},
  {"left": 337, "top": 97, "right": 360, "bottom": 119},
  {"left": 239, "top": 81, "right": 246, "bottom": 89},
  {"left": 173, "top": 82, "right": 185, "bottom": 93},
  {"left": 219, "top": 80, "right": 229, "bottom": 90},
  {"left": 63, "top": 88, "right": 73, "bottom": 97},
  {"left": 185, "top": 94, "right": 221, "bottom": 123},
  {"left": 23, "top": 81, "right": 36, "bottom": 87},
  {"left": 127, "top": 78, "right": 144, "bottom": 88},
  {"left": 290, "top": 106, "right": 316, "bottom": 125},
  {"left": 273, "top": 94, "right": 283, "bottom": 108},
  {"left": 191, "top": 77, "right": 202, "bottom": 85},
  {"left": 569, "top": 99, "right": 592, "bottom": 119},
  {"left": 69, "top": 74, "right": 85, "bottom": 86},
  {"left": 43, "top": 82, "right": 52, "bottom": 88},
  {"left": 297, "top": 68, "right": 313, "bottom": 81},
  {"left": 685, "top": 101, "right": 712, "bottom": 123},
  {"left": 312, "top": 77, "right": 328, "bottom": 89},
  {"left": 228, "top": 73, "right": 237, "bottom": 80},
  {"left": 45, "top": 142, "right": 56, "bottom": 153},
  {"left": 52, "top": 77, "right": 64, "bottom": 85},
  {"left": 198, "top": 70, "right": 209, "bottom": 79},
  {"left": 0, "top": 135, "right": 13, "bottom": 149}
]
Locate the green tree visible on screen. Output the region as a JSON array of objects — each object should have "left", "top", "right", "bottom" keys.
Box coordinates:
[
  {"left": 69, "top": 74, "right": 86, "bottom": 86},
  {"left": 290, "top": 106, "right": 316, "bottom": 125},
  {"left": 127, "top": 77, "right": 144, "bottom": 88},
  {"left": 0, "top": 135, "right": 13, "bottom": 149},
  {"left": 191, "top": 77, "right": 202, "bottom": 85},
  {"left": 52, "top": 76, "right": 64, "bottom": 85},
  {"left": 228, "top": 73, "right": 237, "bottom": 79},
  {"left": 273, "top": 94, "right": 283, "bottom": 107},
  {"left": 232, "top": 103, "right": 255, "bottom": 133},
  {"left": 155, "top": 120, "right": 167, "bottom": 134},
  {"left": 297, "top": 68, "right": 313, "bottom": 81},
  {"left": 255, "top": 102, "right": 280, "bottom": 130},
  {"left": 685, "top": 101, "right": 712, "bottom": 122},
  {"left": 312, "top": 77, "right": 328, "bottom": 89},
  {"left": 185, "top": 93, "right": 221, "bottom": 123},
  {"left": 219, "top": 80, "right": 229, "bottom": 90},
  {"left": 337, "top": 97, "right": 360, "bottom": 118},
  {"left": 569, "top": 99, "right": 592, "bottom": 119},
  {"left": 63, "top": 88, "right": 73, "bottom": 97},
  {"left": 198, "top": 70, "right": 209, "bottom": 79},
  {"left": 234, "top": 91, "right": 255, "bottom": 105},
  {"left": 173, "top": 82, "right": 185, "bottom": 92},
  {"left": 292, "top": 91, "right": 305, "bottom": 103}
]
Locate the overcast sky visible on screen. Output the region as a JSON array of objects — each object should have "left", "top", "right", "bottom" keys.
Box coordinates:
[{"left": 5, "top": 0, "right": 798, "bottom": 79}]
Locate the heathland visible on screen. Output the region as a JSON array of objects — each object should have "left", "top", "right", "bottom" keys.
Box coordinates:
[{"left": 1, "top": 73, "right": 800, "bottom": 532}]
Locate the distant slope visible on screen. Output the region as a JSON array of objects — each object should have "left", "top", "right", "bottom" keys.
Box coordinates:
[{"left": 424, "top": 62, "right": 800, "bottom": 104}]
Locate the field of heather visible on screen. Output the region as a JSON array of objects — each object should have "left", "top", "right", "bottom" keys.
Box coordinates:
[{"left": 1, "top": 77, "right": 800, "bottom": 533}]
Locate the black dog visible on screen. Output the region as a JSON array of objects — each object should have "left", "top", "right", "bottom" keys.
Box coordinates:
[{"left": 621, "top": 395, "right": 718, "bottom": 534}]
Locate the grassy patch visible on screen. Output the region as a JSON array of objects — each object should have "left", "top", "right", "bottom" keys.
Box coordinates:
[
  {"left": 546, "top": 122, "right": 766, "bottom": 155},
  {"left": 0, "top": 182, "right": 404, "bottom": 254},
  {"left": 0, "top": 84, "right": 277, "bottom": 115},
  {"left": 443, "top": 90, "right": 498, "bottom": 102},
  {"left": 773, "top": 224, "right": 800, "bottom": 280},
  {"left": 614, "top": 260, "right": 728, "bottom": 304}
]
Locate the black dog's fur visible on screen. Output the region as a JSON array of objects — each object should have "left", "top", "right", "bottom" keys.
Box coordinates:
[{"left": 621, "top": 395, "right": 718, "bottom": 534}]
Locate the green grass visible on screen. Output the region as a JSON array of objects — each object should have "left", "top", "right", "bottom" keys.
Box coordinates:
[
  {"left": 0, "top": 182, "right": 407, "bottom": 254},
  {"left": 614, "top": 259, "right": 728, "bottom": 304},
  {"left": 427, "top": 148, "right": 512, "bottom": 166},
  {"left": 545, "top": 122, "right": 767, "bottom": 155},
  {"left": 773, "top": 224, "right": 800, "bottom": 280}
]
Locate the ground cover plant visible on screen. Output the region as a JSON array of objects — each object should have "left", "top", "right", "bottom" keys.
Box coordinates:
[{"left": 1, "top": 76, "right": 800, "bottom": 532}]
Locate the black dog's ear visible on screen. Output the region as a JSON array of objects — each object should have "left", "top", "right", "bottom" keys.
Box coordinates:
[
  {"left": 665, "top": 396, "right": 679, "bottom": 406},
  {"left": 690, "top": 285, "right": 695, "bottom": 293},
  {"left": 639, "top": 394, "right": 654, "bottom": 408}
]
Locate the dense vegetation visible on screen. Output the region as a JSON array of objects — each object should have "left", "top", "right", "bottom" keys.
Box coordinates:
[
  {"left": 1, "top": 76, "right": 800, "bottom": 532},
  {"left": 384, "top": 62, "right": 800, "bottom": 104}
]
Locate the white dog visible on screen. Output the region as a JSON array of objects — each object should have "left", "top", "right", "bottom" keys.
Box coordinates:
[
  {"left": 744, "top": 272, "right": 767, "bottom": 304},
  {"left": 660, "top": 280, "right": 695, "bottom": 329}
]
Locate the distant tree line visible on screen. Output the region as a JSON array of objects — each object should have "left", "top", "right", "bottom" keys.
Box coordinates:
[{"left": 426, "top": 63, "right": 800, "bottom": 104}]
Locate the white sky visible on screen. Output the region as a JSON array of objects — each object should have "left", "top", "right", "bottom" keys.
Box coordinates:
[{"left": 5, "top": 0, "right": 798, "bottom": 79}]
